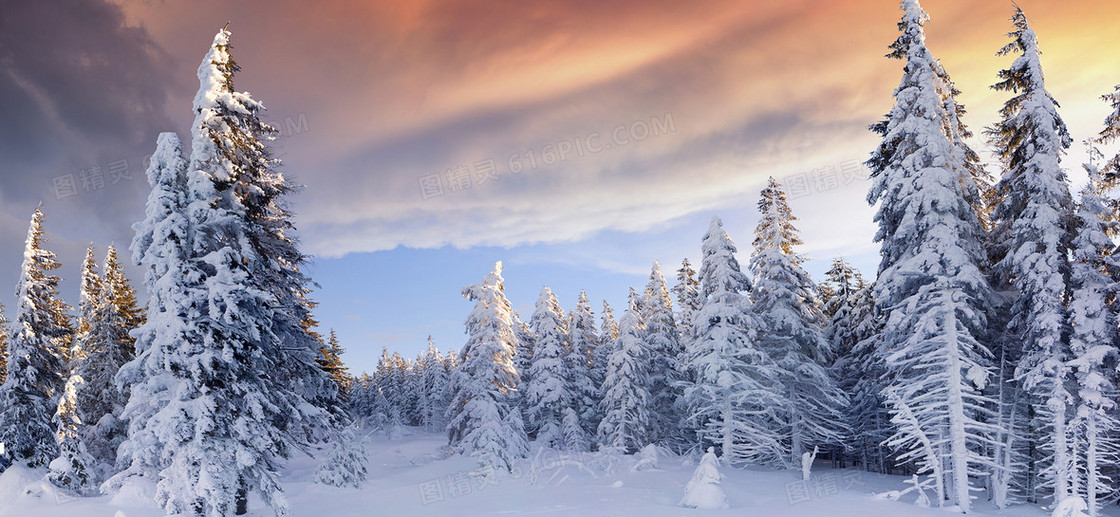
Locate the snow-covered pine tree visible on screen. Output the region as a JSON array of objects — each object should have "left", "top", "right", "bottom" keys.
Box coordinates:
[
  {"left": 672, "top": 258, "right": 701, "bottom": 340},
  {"left": 115, "top": 28, "right": 328, "bottom": 515},
  {"left": 446, "top": 262, "right": 528, "bottom": 471},
  {"left": 592, "top": 300, "right": 619, "bottom": 393},
  {"left": 600, "top": 301, "right": 619, "bottom": 343},
  {"left": 390, "top": 352, "right": 419, "bottom": 425},
  {"left": 670, "top": 259, "right": 703, "bottom": 454},
  {"left": 513, "top": 316, "right": 535, "bottom": 396},
  {"left": 822, "top": 258, "right": 864, "bottom": 340},
  {"left": 317, "top": 329, "right": 351, "bottom": 398},
  {"left": 866, "top": 1, "right": 1000, "bottom": 511},
  {"left": 560, "top": 406, "right": 589, "bottom": 453},
  {"left": 372, "top": 348, "right": 395, "bottom": 411},
  {"left": 986, "top": 7, "right": 1077, "bottom": 504},
  {"left": 526, "top": 286, "right": 573, "bottom": 448},
  {"left": 1095, "top": 83, "right": 1120, "bottom": 189},
  {"left": 823, "top": 259, "right": 888, "bottom": 472},
  {"left": 413, "top": 350, "right": 430, "bottom": 426},
  {"left": 103, "top": 250, "right": 141, "bottom": 350},
  {"left": 1067, "top": 162, "right": 1120, "bottom": 517},
  {"left": 420, "top": 337, "right": 451, "bottom": 432},
  {"left": 749, "top": 178, "right": 847, "bottom": 467},
  {"left": 313, "top": 426, "right": 368, "bottom": 489},
  {"left": 682, "top": 217, "right": 782, "bottom": 466},
  {"left": 180, "top": 27, "right": 342, "bottom": 437},
  {"left": 370, "top": 386, "right": 394, "bottom": 433},
  {"left": 596, "top": 289, "right": 652, "bottom": 454},
  {"left": 372, "top": 351, "right": 394, "bottom": 423},
  {"left": 414, "top": 347, "right": 431, "bottom": 428},
  {"left": 170, "top": 63, "right": 290, "bottom": 513},
  {"left": 47, "top": 375, "right": 97, "bottom": 495},
  {"left": 62, "top": 244, "right": 100, "bottom": 468},
  {"left": 566, "top": 290, "right": 598, "bottom": 447},
  {"left": 642, "top": 262, "right": 684, "bottom": 446},
  {"left": 411, "top": 351, "right": 430, "bottom": 426},
  {"left": 74, "top": 245, "right": 140, "bottom": 474},
  {"left": 192, "top": 26, "right": 342, "bottom": 443},
  {"left": 0, "top": 305, "right": 7, "bottom": 385},
  {"left": 348, "top": 373, "right": 374, "bottom": 427},
  {"left": 0, "top": 207, "right": 72, "bottom": 469},
  {"left": 73, "top": 244, "right": 102, "bottom": 361},
  {"left": 110, "top": 132, "right": 191, "bottom": 491},
  {"left": 445, "top": 347, "right": 460, "bottom": 372},
  {"left": 440, "top": 348, "right": 460, "bottom": 425}
]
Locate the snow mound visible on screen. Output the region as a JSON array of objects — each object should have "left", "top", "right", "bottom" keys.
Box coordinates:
[
  {"left": 108, "top": 476, "right": 159, "bottom": 508},
  {"left": 630, "top": 444, "right": 663, "bottom": 472},
  {"left": 0, "top": 464, "right": 44, "bottom": 504},
  {"left": 1051, "top": 497, "right": 1089, "bottom": 517}
]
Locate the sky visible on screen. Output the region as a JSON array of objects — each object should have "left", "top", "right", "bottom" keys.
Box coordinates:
[{"left": 1, "top": 0, "right": 1118, "bottom": 375}]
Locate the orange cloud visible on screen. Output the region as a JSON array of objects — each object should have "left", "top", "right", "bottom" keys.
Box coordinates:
[{"left": 110, "top": 0, "right": 1120, "bottom": 257}]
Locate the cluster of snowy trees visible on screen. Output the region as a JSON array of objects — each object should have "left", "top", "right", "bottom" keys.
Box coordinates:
[
  {"left": 865, "top": 1, "right": 1120, "bottom": 514},
  {"left": 0, "top": 210, "right": 136, "bottom": 488},
  {"left": 350, "top": 2, "right": 1120, "bottom": 516},
  {"left": 0, "top": 28, "right": 362, "bottom": 516},
  {"left": 368, "top": 185, "right": 854, "bottom": 475},
  {"left": 348, "top": 339, "right": 457, "bottom": 435}
]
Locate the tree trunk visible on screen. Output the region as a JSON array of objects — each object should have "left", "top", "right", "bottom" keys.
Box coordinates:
[{"left": 235, "top": 477, "right": 248, "bottom": 515}]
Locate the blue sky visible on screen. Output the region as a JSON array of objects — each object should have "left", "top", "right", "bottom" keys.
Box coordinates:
[
  {"left": 313, "top": 180, "right": 881, "bottom": 372},
  {"left": 1, "top": 0, "right": 1118, "bottom": 375}
]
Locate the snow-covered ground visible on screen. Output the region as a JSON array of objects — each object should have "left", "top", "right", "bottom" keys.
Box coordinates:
[{"left": 0, "top": 429, "right": 1110, "bottom": 516}]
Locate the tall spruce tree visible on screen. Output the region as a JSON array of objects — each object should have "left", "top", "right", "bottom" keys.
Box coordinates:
[
  {"left": 642, "top": 262, "right": 684, "bottom": 446},
  {"left": 526, "top": 287, "right": 573, "bottom": 448},
  {"left": 446, "top": 262, "right": 528, "bottom": 471},
  {"left": 184, "top": 27, "right": 343, "bottom": 433},
  {"left": 513, "top": 316, "right": 535, "bottom": 394},
  {"left": 596, "top": 289, "right": 652, "bottom": 454},
  {"left": 114, "top": 28, "right": 331, "bottom": 515},
  {"left": 73, "top": 244, "right": 102, "bottom": 360},
  {"left": 682, "top": 217, "right": 782, "bottom": 466},
  {"left": 1067, "top": 163, "right": 1120, "bottom": 517},
  {"left": 672, "top": 258, "right": 701, "bottom": 342},
  {"left": 172, "top": 28, "right": 294, "bottom": 512},
  {"left": 566, "top": 290, "right": 599, "bottom": 446},
  {"left": 64, "top": 244, "right": 100, "bottom": 473},
  {"left": 110, "top": 132, "right": 191, "bottom": 491},
  {"left": 593, "top": 300, "right": 619, "bottom": 390},
  {"left": 823, "top": 259, "right": 887, "bottom": 472},
  {"left": 986, "top": 7, "right": 1076, "bottom": 504},
  {"left": 0, "top": 305, "right": 7, "bottom": 386},
  {"left": 866, "top": 1, "right": 999, "bottom": 510},
  {"left": 74, "top": 245, "right": 140, "bottom": 473},
  {"left": 318, "top": 329, "right": 351, "bottom": 398},
  {"left": 191, "top": 26, "right": 342, "bottom": 438},
  {"left": 419, "top": 337, "right": 451, "bottom": 432},
  {"left": 821, "top": 258, "right": 870, "bottom": 355},
  {"left": 0, "top": 207, "right": 72, "bottom": 469},
  {"left": 1096, "top": 83, "right": 1120, "bottom": 189},
  {"left": 749, "top": 178, "right": 846, "bottom": 466}
]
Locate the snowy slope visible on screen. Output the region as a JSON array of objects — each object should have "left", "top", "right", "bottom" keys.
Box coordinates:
[{"left": 0, "top": 429, "right": 1109, "bottom": 516}]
